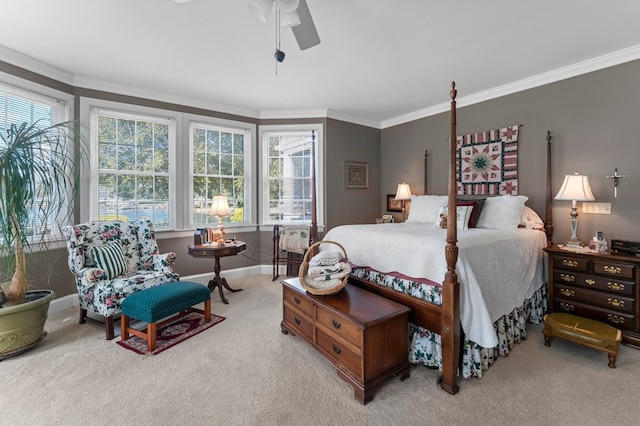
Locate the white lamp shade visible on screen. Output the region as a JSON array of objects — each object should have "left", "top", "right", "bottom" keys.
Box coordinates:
[
  {"left": 208, "top": 195, "right": 232, "bottom": 217},
  {"left": 279, "top": 10, "right": 300, "bottom": 27},
  {"left": 394, "top": 183, "right": 412, "bottom": 201},
  {"left": 249, "top": 0, "right": 274, "bottom": 23},
  {"left": 277, "top": 0, "right": 300, "bottom": 13},
  {"left": 554, "top": 173, "right": 595, "bottom": 201}
]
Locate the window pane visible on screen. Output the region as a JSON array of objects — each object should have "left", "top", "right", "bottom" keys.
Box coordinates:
[
  {"left": 264, "top": 130, "right": 315, "bottom": 224},
  {"left": 191, "top": 122, "right": 248, "bottom": 226},
  {"left": 95, "top": 110, "right": 172, "bottom": 229}
]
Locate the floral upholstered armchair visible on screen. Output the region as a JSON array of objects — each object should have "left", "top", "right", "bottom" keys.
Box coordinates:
[{"left": 63, "top": 220, "right": 179, "bottom": 339}]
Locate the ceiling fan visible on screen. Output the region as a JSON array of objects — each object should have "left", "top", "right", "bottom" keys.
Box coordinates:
[{"left": 173, "top": 0, "right": 320, "bottom": 51}]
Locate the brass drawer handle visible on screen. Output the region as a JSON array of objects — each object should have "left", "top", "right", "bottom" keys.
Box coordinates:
[
  {"left": 294, "top": 317, "right": 301, "bottom": 325},
  {"left": 607, "top": 298, "right": 624, "bottom": 308},
  {"left": 332, "top": 319, "right": 341, "bottom": 329},
  {"left": 560, "top": 273, "right": 575, "bottom": 283},
  {"left": 607, "top": 314, "right": 625, "bottom": 325},
  {"left": 559, "top": 288, "right": 574, "bottom": 297},
  {"left": 294, "top": 296, "right": 301, "bottom": 304},
  {"left": 585, "top": 279, "right": 595, "bottom": 286},
  {"left": 332, "top": 345, "right": 341, "bottom": 355},
  {"left": 559, "top": 302, "right": 575, "bottom": 312},
  {"left": 607, "top": 282, "right": 625, "bottom": 292},
  {"left": 604, "top": 265, "right": 622, "bottom": 274},
  {"left": 562, "top": 259, "right": 578, "bottom": 267}
]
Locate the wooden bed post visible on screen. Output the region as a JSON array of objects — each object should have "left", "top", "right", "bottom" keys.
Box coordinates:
[
  {"left": 545, "top": 130, "right": 554, "bottom": 245},
  {"left": 310, "top": 130, "right": 318, "bottom": 249},
  {"left": 439, "top": 81, "right": 461, "bottom": 395}
]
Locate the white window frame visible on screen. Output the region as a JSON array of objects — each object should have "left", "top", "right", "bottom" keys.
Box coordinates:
[
  {"left": 0, "top": 75, "right": 74, "bottom": 245},
  {"left": 259, "top": 123, "right": 324, "bottom": 229},
  {"left": 185, "top": 113, "right": 255, "bottom": 230},
  {"left": 80, "top": 98, "right": 180, "bottom": 230}
]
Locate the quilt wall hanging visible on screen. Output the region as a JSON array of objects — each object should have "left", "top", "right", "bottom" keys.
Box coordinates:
[{"left": 456, "top": 124, "right": 520, "bottom": 195}]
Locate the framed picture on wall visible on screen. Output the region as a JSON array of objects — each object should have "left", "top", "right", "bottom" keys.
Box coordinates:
[
  {"left": 344, "top": 161, "right": 369, "bottom": 189},
  {"left": 386, "top": 194, "right": 403, "bottom": 212}
]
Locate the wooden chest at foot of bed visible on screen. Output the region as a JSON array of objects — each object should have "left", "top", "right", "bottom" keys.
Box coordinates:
[{"left": 280, "top": 277, "right": 411, "bottom": 404}]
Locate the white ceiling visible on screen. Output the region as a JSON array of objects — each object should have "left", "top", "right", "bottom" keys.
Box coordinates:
[{"left": 2, "top": 0, "right": 640, "bottom": 128}]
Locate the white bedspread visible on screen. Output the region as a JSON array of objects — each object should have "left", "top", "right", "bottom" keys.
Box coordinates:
[{"left": 323, "top": 223, "right": 547, "bottom": 347}]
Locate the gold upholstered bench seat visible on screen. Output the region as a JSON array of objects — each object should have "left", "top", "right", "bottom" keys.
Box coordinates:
[{"left": 543, "top": 312, "right": 622, "bottom": 368}]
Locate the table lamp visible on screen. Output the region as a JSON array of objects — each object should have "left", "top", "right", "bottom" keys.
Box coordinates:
[
  {"left": 554, "top": 172, "right": 595, "bottom": 246},
  {"left": 394, "top": 183, "right": 412, "bottom": 222},
  {"left": 208, "top": 195, "right": 232, "bottom": 245}
]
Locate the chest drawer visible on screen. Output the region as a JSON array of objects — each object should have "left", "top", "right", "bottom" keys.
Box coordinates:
[
  {"left": 283, "top": 305, "right": 314, "bottom": 341},
  {"left": 555, "top": 255, "right": 589, "bottom": 272},
  {"left": 554, "top": 285, "right": 634, "bottom": 314},
  {"left": 593, "top": 260, "right": 635, "bottom": 280},
  {"left": 316, "top": 328, "right": 362, "bottom": 380},
  {"left": 283, "top": 286, "right": 314, "bottom": 317},
  {"left": 553, "top": 270, "right": 635, "bottom": 296},
  {"left": 316, "top": 305, "right": 362, "bottom": 347},
  {"left": 553, "top": 299, "right": 635, "bottom": 331}
]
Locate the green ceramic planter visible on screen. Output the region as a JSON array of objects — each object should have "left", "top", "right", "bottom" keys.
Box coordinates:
[{"left": 0, "top": 290, "right": 55, "bottom": 360}]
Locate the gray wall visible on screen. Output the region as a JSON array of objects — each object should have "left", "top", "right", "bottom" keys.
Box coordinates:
[
  {"left": 4, "top": 57, "right": 640, "bottom": 300},
  {"left": 382, "top": 59, "right": 640, "bottom": 245}
]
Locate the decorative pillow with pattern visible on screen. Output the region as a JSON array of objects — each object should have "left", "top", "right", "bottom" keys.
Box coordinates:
[
  {"left": 91, "top": 242, "right": 128, "bottom": 280},
  {"left": 434, "top": 205, "right": 473, "bottom": 230}
]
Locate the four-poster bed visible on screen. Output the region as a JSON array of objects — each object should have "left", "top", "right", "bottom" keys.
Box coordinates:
[{"left": 299, "top": 83, "right": 553, "bottom": 394}]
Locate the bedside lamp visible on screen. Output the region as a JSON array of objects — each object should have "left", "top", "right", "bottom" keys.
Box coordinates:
[
  {"left": 394, "top": 183, "right": 412, "bottom": 222},
  {"left": 208, "top": 195, "right": 232, "bottom": 245},
  {"left": 554, "top": 172, "right": 595, "bottom": 246}
]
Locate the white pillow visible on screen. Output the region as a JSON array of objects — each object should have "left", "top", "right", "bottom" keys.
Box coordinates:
[
  {"left": 406, "top": 195, "right": 448, "bottom": 223},
  {"left": 434, "top": 205, "right": 473, "bottom": 230},
  {"left": 520, "top": 205, "right": 545, "bottom": 230},
  {"left": 476, "top": 195, "right": 529, "bottom": 230}
]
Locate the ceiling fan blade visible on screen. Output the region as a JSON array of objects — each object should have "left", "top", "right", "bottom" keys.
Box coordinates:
[{"left": 291, "top": 0, "right": 320, "bottom": 50}]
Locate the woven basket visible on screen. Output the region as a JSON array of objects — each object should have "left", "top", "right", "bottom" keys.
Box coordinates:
[{"left": 299, "top": 240, "right": 349, "bottom": 296}]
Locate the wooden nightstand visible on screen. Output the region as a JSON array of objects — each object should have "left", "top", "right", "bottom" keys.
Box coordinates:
[{"left": 544, "top": 245, "right": 640, "bottom": 347}]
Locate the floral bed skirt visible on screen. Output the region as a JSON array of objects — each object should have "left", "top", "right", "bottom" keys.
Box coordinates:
[{"left": 351, "top": 267, "right": 548, "bottom": 379}]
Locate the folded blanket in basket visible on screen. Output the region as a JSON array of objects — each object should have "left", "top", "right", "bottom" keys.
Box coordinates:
[
  {"left": 309, "top": 250, "right": 343, "bottom": 266},
  {"left": 307, "top": 262, "right": 352, "bottom": 281}
]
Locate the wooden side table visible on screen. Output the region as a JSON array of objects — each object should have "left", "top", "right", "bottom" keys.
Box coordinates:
[{"left": 188, "top": 241, "right": 246, "bottom": 304}]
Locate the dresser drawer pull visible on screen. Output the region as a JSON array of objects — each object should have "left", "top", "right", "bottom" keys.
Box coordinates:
[
  {"left": 604, "top": 265, "right": 622, "bottom": 274},
  {"left": 331, "top": 319, "right": 341, "bottom": 329},
  {"left": 560, "top": 273, "right": 575, "bottom": 283},
  {"left": 294, "top": 296, "right": 301, "bottom": 304},
  {"left": 294, "top": 317, "right": 301, "bottom": 325},
  {"left": 332, "top": 345, "right": 341, "bottom": 355},
  {"left": 559, "top": 302, "right": 575, "bottom": 312},
  {"left": 607, "top": 298, "right": 625, "bottom": 308},
  {"left": 559, "top": 288, "right": 574, "bottom": 297},
  {"left": 585, "top": 279, "right": 595, "bottom": 286},
  {"left": 562, "top": 259, "right": 578, "bottom": 268},
  {"left": 607, "top": 282, "right": 625, "bottom": 292},
  {"left": 607, "top": 314, "right": 625, "bottom": 325}
]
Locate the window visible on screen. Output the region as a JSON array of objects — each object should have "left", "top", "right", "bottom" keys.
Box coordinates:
[
  {"left": 260, "top": 124, "right": 323, "bottom": 227},
  {"left": 0, "top": 82, "right": 71, "bottom": 240},
  {"left": 89, "top": 107, "right": 176, "bottom": 230},
  {"left": 190, "top": 120, "right": 251, "bottom": 227}
]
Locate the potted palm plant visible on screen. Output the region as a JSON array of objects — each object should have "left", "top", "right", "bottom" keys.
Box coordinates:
[{"left": 0, "top": 120, "right": 82, "bottom": 359}]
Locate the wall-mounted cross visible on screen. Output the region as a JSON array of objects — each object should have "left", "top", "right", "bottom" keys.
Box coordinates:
[{"left": 606, "top": 168, "right": 626, "bottom": 198}]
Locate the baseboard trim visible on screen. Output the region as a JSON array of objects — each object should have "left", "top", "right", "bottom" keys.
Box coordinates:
[{"left": 48, "top": 264, "right": 275, "bottom": 316}]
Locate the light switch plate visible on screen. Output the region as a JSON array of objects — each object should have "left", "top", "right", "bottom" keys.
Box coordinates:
[{"left": 582, "top": 202, "right": 611, "bottom": 214}]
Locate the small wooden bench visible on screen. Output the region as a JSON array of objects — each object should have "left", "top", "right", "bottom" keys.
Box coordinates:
[
  {"left": 543, "top": 312, "right": 622, "bottom": 368},
  {"left": 121, "top": 281, "right": 211, "bottom": 352}
]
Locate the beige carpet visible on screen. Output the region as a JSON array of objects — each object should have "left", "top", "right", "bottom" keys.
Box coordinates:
[{"left": 3, "top": 275, "right": 640, "bottom": 426}]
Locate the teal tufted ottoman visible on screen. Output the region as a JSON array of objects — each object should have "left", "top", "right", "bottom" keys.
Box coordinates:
[{"left": 121, "top": 281, "right": 211, "bottom": 352}]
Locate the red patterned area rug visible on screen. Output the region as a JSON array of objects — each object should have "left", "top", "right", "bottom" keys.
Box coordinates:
[{"left": 116, "top": 312, "right": 225, "bottom": 355}]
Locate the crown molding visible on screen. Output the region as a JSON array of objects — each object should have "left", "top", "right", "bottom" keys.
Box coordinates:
[{"left": 381, "top": 44, "right": 640, "bottom": 129}]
